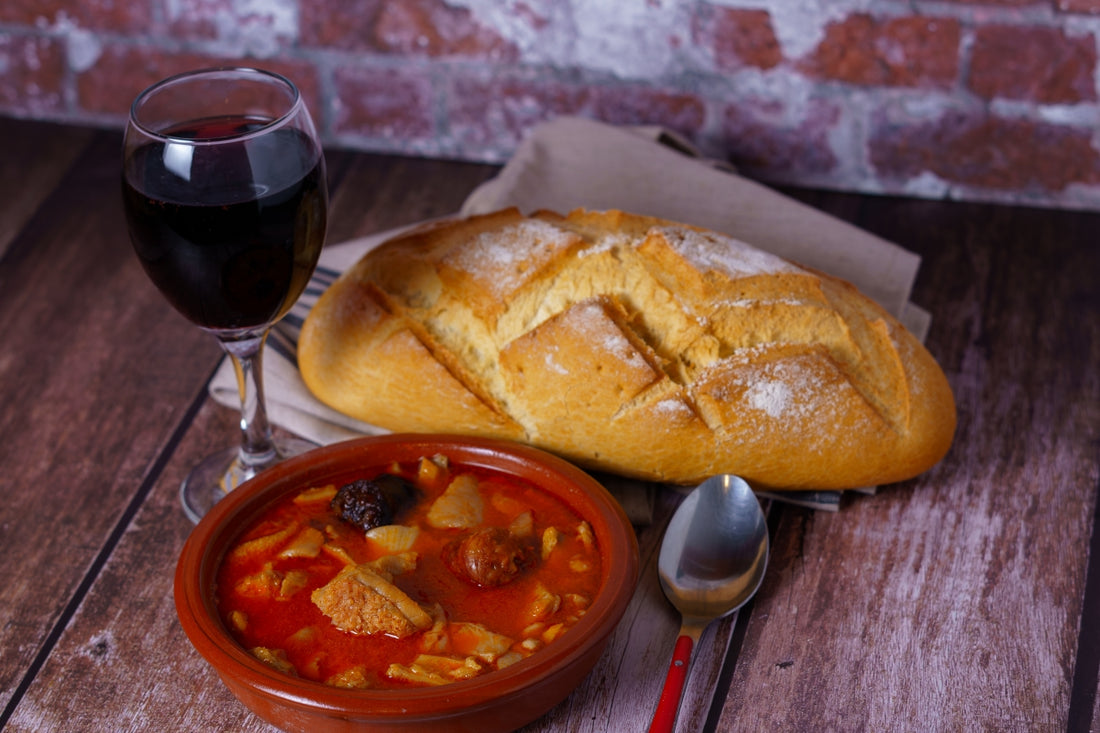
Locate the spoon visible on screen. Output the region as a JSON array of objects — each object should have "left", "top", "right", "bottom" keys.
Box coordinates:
[{"left": 648, "top": 474, "right": 769, "bottom": 733}]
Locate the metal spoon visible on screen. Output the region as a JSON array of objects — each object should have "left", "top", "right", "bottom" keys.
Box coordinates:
[{"left": 648, "top": 474, "right": 770, "bottom": 733}]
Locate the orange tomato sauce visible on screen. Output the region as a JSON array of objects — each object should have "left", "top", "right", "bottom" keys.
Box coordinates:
[{"left": 215, "top": 456, "right": 602, "bottom": 689}]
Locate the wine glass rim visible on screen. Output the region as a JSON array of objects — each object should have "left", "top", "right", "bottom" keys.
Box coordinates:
[{"left": 128, "top": 66, "right": 304, "bottom": 144}]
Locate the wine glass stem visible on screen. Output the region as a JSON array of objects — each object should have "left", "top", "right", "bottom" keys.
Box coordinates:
[{"left": 220, "top": 330, "right": 277, "bottom": 471}]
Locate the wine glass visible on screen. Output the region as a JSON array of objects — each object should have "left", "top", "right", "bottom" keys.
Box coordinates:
[{"left": 122, "top": 67, "right": 328, "bottom": 522}]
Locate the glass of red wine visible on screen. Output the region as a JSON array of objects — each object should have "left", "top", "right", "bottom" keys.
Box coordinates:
[{"left": 122, "top": 67, "right": 328, "bottom": 522}]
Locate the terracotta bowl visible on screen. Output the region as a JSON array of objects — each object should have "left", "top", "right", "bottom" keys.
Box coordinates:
[{"left": 174, "top": 434, "right": 640, "bottom": 733}]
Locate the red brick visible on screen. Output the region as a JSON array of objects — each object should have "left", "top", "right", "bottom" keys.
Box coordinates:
[
  {"left": 592, "top": 87, "right": 706, "bottom": 139},
  {"left": 800, "top": 13, "right": 960, "bottom": 88},
  {"left": 75, "top": 45, "right": 323, "bottom": 128},
  {"left": 0, "top": 35, "right": 66, "bottom": 115},
  {"left": 869, "top": 110, "right": 1100, "bottom": 191},
  {"left": 721, "top": 100, "right": 840, "bottom": 176},
  {"left": 447, "top": 76, "right": 707, "bottom": 153},
  {"left": 448, "top": 76, "right": 594, "bottom": 150},
  {"left": 302, "top": 0, "right": 519, "bottom": 58},
  {"left": 331, "top": 66, "right": 435, "bottom": 141},
  {"left": 692, "top": 6, "right": 782, "bottom": 71},
  {"left": 1057, "top": 0, "right": 1100, "bottom": 12},
  {"left": 163, "top": 0, "right": 298, "bottom": 46},
  {"left": 375, "top": 0, "right": 518, "bottom": 60},
  {"left": 513, "top": 2, "right": 551, "bottom": 31},
  {"left": 300, "top": 0, "right": 383, "bottom": 51},
  {"left": 968, "top": 24, "right": 1096, "bottom": 103},
  {"left": 938, "top": 0, "right": 1039, "bottom": 4},
  {"left": 0, "top": 0, "right": 151, "bottom": 33}
]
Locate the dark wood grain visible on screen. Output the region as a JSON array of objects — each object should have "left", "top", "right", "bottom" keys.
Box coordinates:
[
  {"left": 1, "top": 121, "right": 1097, "bottom": 733},
  {"left": 324, "top": 152, "right": 499, "bottom": 244},
  {"left": 0, "top": 118, "right": 91, "bottom": 258},
  {"left": 0, "top": 128, "right": 220, "bottom": 718},
  {"left": 713, "top": 196, "right": 1100, "bottom": 731}
]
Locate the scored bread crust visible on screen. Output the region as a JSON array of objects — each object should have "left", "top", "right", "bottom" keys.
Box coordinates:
[{"left": 299, "top": 208, "right": 956, "bottom": 491}]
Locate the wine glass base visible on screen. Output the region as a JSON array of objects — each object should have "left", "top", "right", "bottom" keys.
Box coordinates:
[{"left": 179, "top": 435, "right": 318, "bottom": 524}]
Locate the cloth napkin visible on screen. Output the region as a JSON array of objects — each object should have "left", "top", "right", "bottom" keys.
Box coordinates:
[{"left": 210, "top": 116, "right": 931, "bottom": 516}]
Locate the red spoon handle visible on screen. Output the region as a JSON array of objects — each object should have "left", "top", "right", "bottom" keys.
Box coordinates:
[{"left": 648, "top": 633, "right": 695, "bottom": 733}]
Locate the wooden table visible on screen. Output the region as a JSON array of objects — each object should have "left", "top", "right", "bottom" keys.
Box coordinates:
[{"left": 1, "top": 116, "right": 1097, "bottom": 732}]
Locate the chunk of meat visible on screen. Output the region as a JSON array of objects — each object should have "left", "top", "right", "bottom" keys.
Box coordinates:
[
  {"left": 278, "top": 526, "right": 325, "bottom": 559},
  {"left": 365, "top": 524, "right": 420, "bottom": 553},
  {"left": 311, "top": 562, "right": 432, "bottom": 637},
  {"left": 508, "top": 510, "right": 533, "bottom": 538},
  {"left": 523, "top": 581, "right": 562, "bottom": 624},
  {"left": 293, "top": 484, "right": 338, "bottom": 505},
  {"left": 326, "top": 665, "right": 373, "bottom": 689},
  {"left": 442, "top": 527, "right": 536, "bottom": 587},
  {"left": 541, "top": 526, "right": 561, "bottom": 560},
  {"left": 234, "top": 562, "right": 283, "bottom": 598},
  {"left": 426, "top": 474, "right": 483, "bottom": 529},
  {"left": 387, "top": 654, "right": 485, "bottom": 686},
  {"left": 229, "top": 523, "right": 299, "bottom": 562},
  {"left": 331, "top": 475, "right": 420, "bottom": 531},
  {"left": 250, "top": 646, "right": 297, "bottom": 676},
  {"left": 279, "top": 570, "right": 310, "bottom": 599},
  {"left": 449, "top": 622, "right": 515, "bottom": 661},
  {"left": 369, "top": 551, "right": 419, "bottom": 577}
]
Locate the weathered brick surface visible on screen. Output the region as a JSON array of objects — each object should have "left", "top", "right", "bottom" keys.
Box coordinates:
[
  {"left": 0, "top": 0, "right": 151, "bottom": 33},
  {"left": 591, "top": 86, "right": 706, "bottom": 138},
  {"left": 75, "top": 45, "right": 323, "bottom": 128},
  {"left": 940, "top": 0, "right": 1037, "bottom": 5},
  {"left": 331, "top": 65, "right": 436, "bottom": 143},
  {"left": 692, "top": 6, "right": 782, "bottom": 71},
  {"left": 299, "top": 0, "right": 519, "bottom": 58},
  {"left": 1057, "top": 0, "right": 1100, "bottom": 12},
  {"left": 869, "top": 109, "right": 1100, "bottom": 191},
  {"left": 76, "top": 46, "right": 234, "bottom": 117},
  {"left": 2, "top": 0, "right": 1100, "bottom": 210},
  {"left": 300, "top": 0, "right": 383, "bottom": 51},
  {"left": 447, "top": 74, "right": 706, "bottom": 154},
  {"left": 447, "top": 75, "right": 595, "bottom": 152},
  {"left": 0, "top": 36, "right": 66, "bottom": 116},
  {"left": 375, "top": 0, "right": 519, "bottom": 60},
  {"left": 162, "top": 0, "right": 299, "bottom": 54},
  {"left": 799, "top": 13, "right": 961, "bottom": 88},
  {"left": 969, "top": 24, "right": 1097, "bottom": 103},
  {"left": 723, "top": 99, "right": 841, "bottom": 177}
]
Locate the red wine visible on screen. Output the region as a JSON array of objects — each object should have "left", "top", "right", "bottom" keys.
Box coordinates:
[{"left": 122, "top": 116, "right": 326, "bottom": 331}]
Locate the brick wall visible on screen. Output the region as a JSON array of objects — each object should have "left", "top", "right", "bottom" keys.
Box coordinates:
[{"left": 3, "top": 0, "right": 1100, "bottom": 211}]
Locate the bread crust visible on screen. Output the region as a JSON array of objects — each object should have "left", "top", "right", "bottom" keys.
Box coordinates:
[{"left": 299, "top": 208, "right": 956, "bottom": 490}]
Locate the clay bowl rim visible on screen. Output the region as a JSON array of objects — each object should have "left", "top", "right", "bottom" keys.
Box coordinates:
[{"left": 174, "top": 433, "right": 640, "bottom": 721}]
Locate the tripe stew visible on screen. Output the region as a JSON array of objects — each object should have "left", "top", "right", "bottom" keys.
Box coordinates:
[{"left": 215, "top": 454, "right": 602, "bottom": 689}]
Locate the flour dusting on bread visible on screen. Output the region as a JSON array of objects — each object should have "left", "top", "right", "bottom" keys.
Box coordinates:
[
  {"left": 299, "top": 208, "right": 956, "bottom": 490},
  {"left": 444, "top": 219, "right": 579, "bottom": 299},
  {"left": 660, "top": 226, "right": 799, "bottom": 278}
]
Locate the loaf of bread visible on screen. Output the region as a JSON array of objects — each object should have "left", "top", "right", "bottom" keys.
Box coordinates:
[{"left": 299, "top": 208, "right": 955, "bottom": 491}]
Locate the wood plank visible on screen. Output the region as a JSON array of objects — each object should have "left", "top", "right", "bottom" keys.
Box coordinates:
[
  {"left": 0, "top": 117, "right": 92, "bottom": 259},
  {"left": 1080, "top": 497, "right": 1100, "bottom": 733},
  {"left": 4, "top": 402, "right": 269, "bottom": 732},
  {"left": 712, "top": 198, "right": 1100, "bottom": 730},
  {"left": 0, "top": 130, "right": 221, "bottom": 715},
  {"left": 323, "top": 151, "right": 499, "bottom": 245}
]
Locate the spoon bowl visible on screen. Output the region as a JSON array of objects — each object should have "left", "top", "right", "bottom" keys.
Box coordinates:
[{"left": 648, "top": 474, "right": 769, "bottom": 733}]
